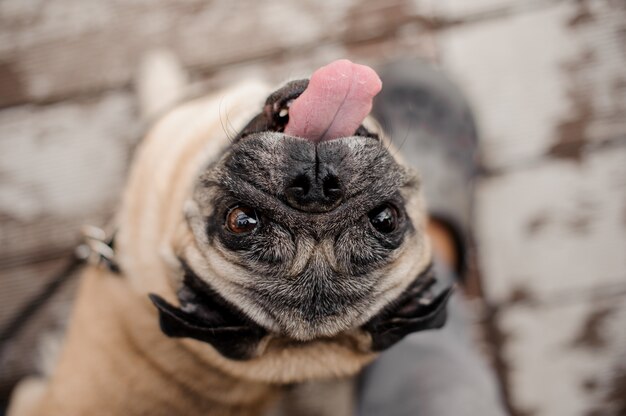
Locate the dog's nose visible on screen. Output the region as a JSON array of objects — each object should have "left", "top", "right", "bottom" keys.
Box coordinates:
[{"left": 285, "top": 169, "right": 343, "bottom": 213}]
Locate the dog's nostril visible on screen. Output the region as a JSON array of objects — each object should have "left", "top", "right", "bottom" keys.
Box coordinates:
[
  {"left": 322, "top": 175, "right": 341, "bottom": 199},
  {"left": 287, "top": 174, "right": 311, "bottom": 197},
  {"left": 285, "top": 172, "right": 343, "bottom": 212}
]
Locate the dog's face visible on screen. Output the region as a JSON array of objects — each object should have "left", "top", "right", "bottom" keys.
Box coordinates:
[
  {"left": 148, "top": 80, "right": 451, "bottom": 376},
  {"left": 201, "top": 132, "right": 414, "bottom": 339}
]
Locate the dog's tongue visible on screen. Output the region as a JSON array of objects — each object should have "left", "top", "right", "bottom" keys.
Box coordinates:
[{"left": 284, "top": 59, "right": 382, "bottom": 142}]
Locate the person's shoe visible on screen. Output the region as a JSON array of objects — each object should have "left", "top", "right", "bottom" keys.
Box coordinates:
[{"left": 372, "top": 58, "right": 479, "bottom": 278}]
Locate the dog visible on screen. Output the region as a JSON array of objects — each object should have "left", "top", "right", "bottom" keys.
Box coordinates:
[{"left": 8, "top": 60, "right": 450, "bottom": 416}]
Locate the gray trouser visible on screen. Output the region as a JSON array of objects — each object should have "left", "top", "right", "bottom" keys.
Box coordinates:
[{"left": 357, "top": 262, "right": 509, "bottom": 416}]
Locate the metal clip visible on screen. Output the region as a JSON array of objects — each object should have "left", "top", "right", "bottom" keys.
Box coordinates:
[{"left": 76, "top": 225, "right": 119, "bottom": 273}]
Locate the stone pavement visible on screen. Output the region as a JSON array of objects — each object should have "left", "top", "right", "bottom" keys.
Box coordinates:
[
  {"left": 1, "top": 0, "right": 624, "bottom": 414},
  {"left": 437, "top": 2, "right": 626, "bottom": 414}
]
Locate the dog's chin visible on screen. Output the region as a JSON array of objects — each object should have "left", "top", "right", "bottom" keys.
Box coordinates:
[{"left": 149, "top": 262, "right": 452, "bottom": 361}]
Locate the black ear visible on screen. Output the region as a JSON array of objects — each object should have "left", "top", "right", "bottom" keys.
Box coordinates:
[
  {"left": 149, "top": 294, "right": 265, "bottom": 360},
  {"left": 362, "top": 264, "right": 454, "bottom": 351},
  {"left": 148, "top": 262, "right": 267, "bottom": 360},
  {"left": 363, "top": 287, "right": 453, "bottom": 351}
]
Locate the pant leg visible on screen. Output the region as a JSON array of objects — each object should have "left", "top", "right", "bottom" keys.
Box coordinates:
[{"left": 357, "top": 262, "right": 508, "bottom": 416}]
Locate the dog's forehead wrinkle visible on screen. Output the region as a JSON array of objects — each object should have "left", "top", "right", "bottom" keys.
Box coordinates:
[
  {"left": 309, "top": 240, "right": 335, "bottom": 265},
  {"left": 287, "top": 234, "right": 315, "bottom": 275}
]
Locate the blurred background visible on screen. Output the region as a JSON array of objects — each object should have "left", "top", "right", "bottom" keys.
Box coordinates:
[{"left": 0, "top": 0, "right": 625, "bottom": 415}]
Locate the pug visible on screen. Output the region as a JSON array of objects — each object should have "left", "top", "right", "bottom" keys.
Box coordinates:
[{"left": 8, "top": 60, "right": 451, "bottom": 416}]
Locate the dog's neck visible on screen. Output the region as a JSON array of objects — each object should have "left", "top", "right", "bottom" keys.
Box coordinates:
[{"left": 33, "top": 267, "right": 279, "bottom": 416}]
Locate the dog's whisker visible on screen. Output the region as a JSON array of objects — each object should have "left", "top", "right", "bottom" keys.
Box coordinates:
[
  {"left": 223, "top": 109, "right": 239, "bottom": 143},
  {"left": 390, "top": 123, "right": 413, "bottom": 160},
  {"left": 371, "top": 117, "right": 394, "bottom": 164},
  {"left": 388, "top": 103, "right": 417, "bottom": 160},
  {"left": 218, "top": 96, "right": 236, "bottom": 143}
]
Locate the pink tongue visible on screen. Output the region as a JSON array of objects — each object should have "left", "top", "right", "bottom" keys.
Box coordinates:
[{"left": 284, "top": 59, "right": 382, "bottom": 142}]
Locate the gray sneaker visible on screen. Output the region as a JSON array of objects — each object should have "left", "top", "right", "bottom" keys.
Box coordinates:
[{"left": 372, "top": 58, "right": 479, "bottom": 277}]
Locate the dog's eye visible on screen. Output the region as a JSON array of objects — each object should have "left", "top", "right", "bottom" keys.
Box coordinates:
[
  {"left": 368, "top": 204, "right": 398, "bottom": 233},
  {"left": 226, "top": 206, "right": 259, "bottom": 234}
]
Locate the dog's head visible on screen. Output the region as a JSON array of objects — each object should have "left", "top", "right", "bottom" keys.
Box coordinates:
[{"left": 117, "top": 71, "right": 450, "bottom": 383}]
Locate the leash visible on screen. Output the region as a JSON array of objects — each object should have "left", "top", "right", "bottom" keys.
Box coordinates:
[{"left": 0, "top": 226, "right": 119, "bottom": 350}]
